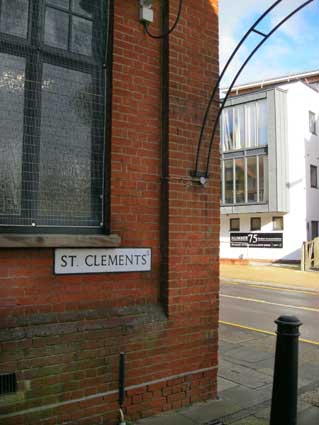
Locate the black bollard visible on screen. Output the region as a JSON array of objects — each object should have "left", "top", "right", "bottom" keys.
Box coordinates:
[{"left": 270, "top": 315, "right": 302, "bottom": 425}]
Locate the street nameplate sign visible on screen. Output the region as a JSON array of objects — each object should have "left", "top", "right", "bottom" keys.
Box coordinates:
[
  {"left": 230, "top": 233, "right": 283, "bottom": 248},
  {"left": 54, "top": 248, "right": 152, "bottom": 275}
]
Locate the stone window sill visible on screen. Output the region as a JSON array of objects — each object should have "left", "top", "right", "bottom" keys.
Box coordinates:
[{"left": 0, "top": 234, "right": 121, "bottom": 248}]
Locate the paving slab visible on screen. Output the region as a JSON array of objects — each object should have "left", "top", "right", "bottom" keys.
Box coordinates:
[
  {"left": 222, "top": 347, "right": 274, "bottom": 364},
  {"left": 134, "top": 410, "right": 195, "bottom": 425},
  {"left": 218, "top": 377, "right": 238, "bottom": 392},
  {"left": 238, "top": 335, "right": 275, "bottom": 353},
  {"left": 219, "top": 327, "right": 264, "bottom": 344},
  {"left": 254, "top": 398, "right": 314, "bottom": 420},
  {"left": 230, "top": 416, "right": 268, "bottom": 425},
  {"left": 300, "top": 347, "right": 319, "bottom": 364},
  {"left": 135, "top": 399, "right": 242, "bottom": 425},
  {"left": 181, "top": 399, "right": 241, "bottom": 423},
  {"left": 219, "top": 359, "right": 272, "bottom": 390},
  {"left": 301, "top": 388, "right": 319, "bottom": 408},
  {"left": 220, "top": 384, "right": 272, "bottom": 411},
  {"left": 299, "top": 364, "right": 319, "bottom": 382},
  {"left": 245, "top": 357, "right": 275, "bottom": 376},
  {"left": 218, "top": 341, "right": 238, "bottom": 355},
  {"left": 297, "top": 406, "right": 319, "bottom": 424}
]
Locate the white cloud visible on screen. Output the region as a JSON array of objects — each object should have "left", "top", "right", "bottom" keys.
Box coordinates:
[{"left": 219, "top": 0, "right": 319, "bottom": 86}]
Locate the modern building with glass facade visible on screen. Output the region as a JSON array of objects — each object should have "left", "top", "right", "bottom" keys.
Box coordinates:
[{"left": 220, "top": 76, "right": 319, "bottom": 262}]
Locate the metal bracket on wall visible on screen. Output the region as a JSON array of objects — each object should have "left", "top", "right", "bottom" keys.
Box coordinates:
[{"left": 191, "top": 0, "right": 316, "bottom": 182}]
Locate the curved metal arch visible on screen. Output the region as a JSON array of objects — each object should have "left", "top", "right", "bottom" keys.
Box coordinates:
[{"left": 192, "top": 0, "right": 316, "bottom": 180}]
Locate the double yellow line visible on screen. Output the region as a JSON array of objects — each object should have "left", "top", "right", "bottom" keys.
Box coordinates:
[
  {"left": 219, "top": 320, "right": 319, "bottom": 346},
  {"left": 222, "top": 280, "right": 318, "bottom": 296},
  {"left": 220, "top": 294, "right": 319, "bottom": 313}
]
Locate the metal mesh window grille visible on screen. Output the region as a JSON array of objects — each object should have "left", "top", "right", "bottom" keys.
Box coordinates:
[
  {"left": 0, "top": 0, "right": 108, "bottom": 232},
  {"left": 0, "top": 373, "right": 17, "bottom": 395}
]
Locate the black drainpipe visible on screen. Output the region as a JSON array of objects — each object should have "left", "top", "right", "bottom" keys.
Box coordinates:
[{"left": 160, "top": 0, "right": 169, "bottom": 314}]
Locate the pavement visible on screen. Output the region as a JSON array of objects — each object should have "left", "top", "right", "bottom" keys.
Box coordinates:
[
  {"left": 134, "top": 264, "right": 319, "bottom": 425},
  {"left": 220, "top": 262, "right": 319, "bottom": 293}
]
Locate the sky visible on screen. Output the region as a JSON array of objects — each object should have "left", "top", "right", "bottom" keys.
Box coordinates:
[{"left": 219, "top": 0, "right": 319, "bottom": 87}]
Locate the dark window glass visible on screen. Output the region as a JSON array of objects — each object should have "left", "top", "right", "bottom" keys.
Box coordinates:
[
  {"left": 235, "top": 158, "right": 245, "bottom": 203},
  {"left": 251, "top": 217, "right": 261, "bottom": 231},
  {"left": 221, "top": 154, "right": 268, "bottom": 206},
  {"left": 44, "top": 2, "right": 96, "bottom": 57},
  {"left": 0, "top": 54, "right": 25, "bottom": 216},
  {"left": 0, "top": 373, "right": 17, "bottom": 395},
  {"left": 0, "top": 0, "right": 29, "bottom": 38},
  {"left": 247, "top": 156, "right": 257, "bottom": 202},
  {"left": 224, "top": 160, "right": 233, "bottom": 204},
  {"left": 311, "top": 221, "right": 318, "bottom": 239},
  {"left": 273, "top": 216, "right": 283, "bottom": 231},
  {"left": 230, "top": 218, "right": 240, "bottom": 231},
  {"left": 44, "top": 7, "right": 69, "bottom": 49},
  {"left": 71, "top": 16, "right": 92, "bottom": 55},
  {"left": 259, "top": 156, "right": 268, "bottom": 202},
  {"left": 0, "top": 1, "right": 107, "bottom": 232},
  {"left": 73, "top": 0, "right": 95, "bottom": 18},
  {"left": 309, "top": 111, "right": 316, "bottom": 135},
  {"left": 38, "top": 65, "right": 96, "bottom": 225},
  {"left": 47, "top": 0, "right": 70, "bottom": 9},
  {"left": 310, "top": 165, "right": 318, "bottom": 188}
]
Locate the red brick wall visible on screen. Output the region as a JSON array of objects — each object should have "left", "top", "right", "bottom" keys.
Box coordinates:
[{"left": 0, "top": 1, "right": 219, "bottom": 424}]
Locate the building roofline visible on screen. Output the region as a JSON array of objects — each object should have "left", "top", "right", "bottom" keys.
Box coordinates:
[{"left": 221, "top": 69, "right": 319, "bottom": 94}]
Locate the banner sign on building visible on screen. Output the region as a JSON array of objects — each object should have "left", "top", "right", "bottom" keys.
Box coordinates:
[
  {"left": 54, "top": 248, "right": 152, "bottom": 275},
  {"left": 230, "top": 233, "right": 283, "bottom": 248}
]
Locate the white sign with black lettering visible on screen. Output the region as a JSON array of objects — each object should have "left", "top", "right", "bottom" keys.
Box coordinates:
[{"left": 54, "top": 248, "right": 151, "bottom": 275}]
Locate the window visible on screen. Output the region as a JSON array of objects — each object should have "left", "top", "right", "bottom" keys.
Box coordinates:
[
  {"left": 0, "top": 373, "right": 17, "bottom": 395},
  {"left": 311, "top": 221, "right": 319, "bottom": 239},
  {"left": 250, "top": 217, "right": 261, "bottom": 231},
  {"left": 310, "top": 165, "right": 318, "bottom": 188},
  {"left": 272, "top": 216, "right": 283, "bottom": 231},
  {"left": 0, "top": 1, "right": 109, "bottom": 233},
  {"left": 224, "top": 160, "right": 234, "bottom": 204},
  {"left": 235, "top": 158, "right": 245, "bottom": 203},
  {"left": 247, "top": 156, "right": 257, "bottom": 202},
  {"left": 220, "top": 98, "right": 268, "bottom": 206},
  {"left": 221, "top": 99, "right": 267, "bottom": 152},
  {"left": 221, "top": 155, "right": 268, "bottom": 205},
  {"left": 230, "top": 218, "right": 240, "bottom": 231},
  {"left": 309, "top": 111, "right": 316, "bottom": 135}
]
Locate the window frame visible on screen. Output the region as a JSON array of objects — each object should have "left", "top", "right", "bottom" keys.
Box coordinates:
[
  {"left": 221, "top": 149, "right": 268, "bottom": 206},
  {"left": 230, "top": 218, "right": 240, "bottom": 232},
  {"left": 221, "top": 98, "right": 268, "bottom": 152},
  {"left": 0, "top": 0, "right": 112, "bottom": 235},
  {"left": 250, "top": 217, "right": 261, "bottom": 231},
  {"left": 220, "top": 97, "right": 269, "bottom": 207},
  {"left": 311, "top": 221, "right": 319, "bottom": 239},
  {"left": 309, "top": 111, "right": 316, "bottom": 135},
  {"left": 272, "top": 216, "right": 283, "bottom": 231},
  {"left": 310, "top": 165, "right": 318, "bottom": 189}
]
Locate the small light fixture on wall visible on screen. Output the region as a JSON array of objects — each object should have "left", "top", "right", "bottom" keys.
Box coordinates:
[{"left": 139, "top": 0, "right": 154, "bottom": 24}]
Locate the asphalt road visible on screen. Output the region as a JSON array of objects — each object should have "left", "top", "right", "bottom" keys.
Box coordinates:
[{"left": 220, "top": 280, "right": 319, "bottom": 343}]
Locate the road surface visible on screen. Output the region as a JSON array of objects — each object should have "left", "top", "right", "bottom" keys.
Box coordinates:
[{"left": 220, "top": 280, "right": 319, "bottom": 344}]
